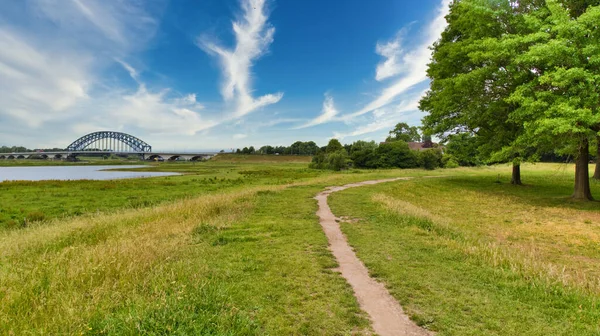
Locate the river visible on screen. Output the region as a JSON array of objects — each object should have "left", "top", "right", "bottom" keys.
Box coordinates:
[{"left": 0, "top": 165, "right": 179, "bottom": 182}]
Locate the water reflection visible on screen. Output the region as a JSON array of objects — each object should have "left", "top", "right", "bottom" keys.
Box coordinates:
[{"left": 0, "top": 165, "right": 178, "bottom": 182}]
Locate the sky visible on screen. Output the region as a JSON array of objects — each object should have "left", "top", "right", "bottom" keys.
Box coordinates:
[{"left": 0, "top": 0, "right": 451, "bottom": 151}]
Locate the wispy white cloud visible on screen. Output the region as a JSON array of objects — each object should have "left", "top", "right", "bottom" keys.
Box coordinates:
[
  {"left": 233, "top": 133, "right": 248, "bottom": 139},
  {"left": 83, "top": 61, "right": 212, "bottom": 135},
  {"left": 0, "top": 0, "right": 216, "bottom": 145},
  {"left": 0, "top": 28, "right": 91, "bottom": 128},
  {"left": 334, "top": 89, "right": 425, "bottom": 140},
  {"left": 199, "top": 0, "right": 283, "bottom": 118},
  {"left": 255, "top": 118, "right": 303, "bottom": 128},
  {"left": 343, "top": 0, "right": 450, "bottom": 121},
  {"left": 32, "top": 0, "right": 162, "bottom": 51},
  {"left": 295, "top": 94, "right": 339, "bottom": 129},
  {"left": 375, "top": 31, "right": 405, "bottom": 81},
  {"left": 109, "top": 85, "right": 213, "bottom": 135}
]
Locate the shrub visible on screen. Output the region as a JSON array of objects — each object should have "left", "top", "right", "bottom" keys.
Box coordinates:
[
  {"left": 325, "top": 139, "right": 343, "bottom": 153},
  {"left": 326, "top": 150, "right": 349, "bottom": 171},
  {"left": 441, "top": 154, "right": 459, "bottom": 168},
  {"left": 309, "top": 152, "right": 327, "bottom": 169},
  {"left": 309, "top": 150, "right": 349, "bottom": 171},
  {"left": 376, "top": 141, "right": 419, "bottom": 168},
  {"left": 419, "top": 149, "right": 442, "bottom": 170},
  {"left": 350, "top": 148, "right": 378, "bottom": 168}
]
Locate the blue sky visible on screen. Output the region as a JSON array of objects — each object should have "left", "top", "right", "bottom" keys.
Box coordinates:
[{"left": 0, "top": 0, "right": 450, "bottom": 151}]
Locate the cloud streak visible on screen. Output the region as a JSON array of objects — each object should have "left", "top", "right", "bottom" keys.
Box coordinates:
[
  {"left": 199, "top": 0, "right": 283, "bottom": 118},
  {"left": 295, "top": 94, "right": 339, "bottom": 129},
  {"left": 33, "top": 0, "right": 162, "bottom": 51},
  {"left": 0, "top": 0, "right": 211, "bottom": 143},
  {"left": 375, "top": 32, "right": 405, "bottom": 81},
  {"left": 0, "top": 28, "right": 90, "bottom": 128},
  {"left": 343, "top": 0, "right": 450, "bottom": 121},
  {"left": 334, "top": 89, "right": 426, "bottom": 139}
]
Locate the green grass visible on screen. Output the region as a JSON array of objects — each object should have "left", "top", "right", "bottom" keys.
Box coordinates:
[
  {"left": 2, "top": 160, "right": 600, "bottom": 334},
  {"left": 0, "top": 169, "right": 413, "bottom": 334},
  {"left": 328, "top": 164, "right": 600, "bottom": 335},
  {"left": 2, "top": 185, "right": 374, "bottom": 334},
  {"left": 0, "top": 159, "right": 326, "bottom": 230}
]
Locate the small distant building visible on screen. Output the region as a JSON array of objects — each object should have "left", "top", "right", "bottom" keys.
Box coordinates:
[{"left": 407, "top": 142, "right": 428, "bottom": 151}]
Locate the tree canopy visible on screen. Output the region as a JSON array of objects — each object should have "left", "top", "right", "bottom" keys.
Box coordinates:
[
  {"left": 386, "top": 123, "right": 421, "bottom": 143},
  {"left": 421, "top": 0, "right": 600, "bottom": 198}
]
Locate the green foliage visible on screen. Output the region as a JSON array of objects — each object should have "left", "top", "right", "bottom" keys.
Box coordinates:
[
  {"left": 509, "top": 2, "right": 600, "bottom": 153},
  {"left": 445, "top": 133, "right": 482, "bottom": 166},
  {"left": 309, "top": 152, "right": 327, "bottom": 169},
  {"left": 325, "top": 139, "right": 344, "bottom": 153},
  {"left": 441, "top": 154, "right": 459, "bottom": 168},
  {"left": 258, "top": 145, "right": 274, "bottom": 154},
  {"left": 309, "top": 150, "right": 349, "bottom": 171},
  {"left": 376, "top": 141, "right": 419, "bottom": 169},
  {"left": 418, "top": 149, "right": 442, "bottom": 170},
  {"left": 385, "top": 123, "right": 421, "bottom": 143},
  {"left": 420, "top": 0, "right": 600, "bottom": 196},
  {"left": 326, "top": 150, "right": 349, "bottom": 171},
  {"left": 349, "top": 141, "right": 379, "bottom": 168},
  {"left": 420, "top": 0, "right": 537, "bottom": 166},
  {"left": 253, "top": 141, "right": 320, "bottom": 155}
]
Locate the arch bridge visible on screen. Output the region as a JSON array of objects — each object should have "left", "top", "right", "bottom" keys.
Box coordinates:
[
  {"left": 66, "top": 131, "right": 152, "bottom": 152},
  {"left": 1, "top": 131, "right": 216, "bottom": 161}
]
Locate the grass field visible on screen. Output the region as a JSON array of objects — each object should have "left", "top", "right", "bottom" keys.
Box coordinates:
[
  {"left": 329, "top": 164, "right": 600, "bottom": 335},
  {"left": 0, "top": 156, "right": 321, "bottom": 230},
  {"left": 1, "top": 158, "right": 599, "bottom": 334}
]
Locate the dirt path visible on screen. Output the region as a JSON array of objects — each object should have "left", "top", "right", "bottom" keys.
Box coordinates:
[{"left": 315, "top": 178, "right": 431, "bottom": 336}]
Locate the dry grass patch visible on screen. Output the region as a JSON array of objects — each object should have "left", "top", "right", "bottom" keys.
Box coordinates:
[
  {"left": 374, "top": 174, "right": 600, "bottom": 294},
  {"left": 0, "top": 185, "right": 284, "bottom": 334}
]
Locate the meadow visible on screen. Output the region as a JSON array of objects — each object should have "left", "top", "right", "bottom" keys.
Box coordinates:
[
  {"left": 330, "top": 164, "right": 600, "bottom": 335},
  {"left": 1, "top": 157, "right": 599, "bottom": 334}
]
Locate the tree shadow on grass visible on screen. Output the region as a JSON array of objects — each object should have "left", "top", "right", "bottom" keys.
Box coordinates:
[{"left": 431, "top": 175, "right": 600, "bottom": 212}]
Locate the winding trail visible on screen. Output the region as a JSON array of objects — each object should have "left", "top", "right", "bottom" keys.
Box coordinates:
[{"left": 315, "top": 178, "right": 431, "bottom": 336}]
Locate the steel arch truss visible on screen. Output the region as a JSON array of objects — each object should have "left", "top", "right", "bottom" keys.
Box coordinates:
[{"left": 66, "top": 131, "right": 152, "bottom": 152}]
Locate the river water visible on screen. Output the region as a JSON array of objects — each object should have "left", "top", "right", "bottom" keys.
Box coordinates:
[{"left": 0, "top": 165, "right": 179, "bottom": 182}]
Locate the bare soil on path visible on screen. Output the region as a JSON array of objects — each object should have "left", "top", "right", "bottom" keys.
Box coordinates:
[{"left": 315, "top": 178, "right": 431, "bottom": 336}]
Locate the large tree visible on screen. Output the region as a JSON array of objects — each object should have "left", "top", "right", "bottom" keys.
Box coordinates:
[
  {"left": 386, "top": 123, "right": 421, "bottom": 143},
  {"left": 325, "top": 139, "right": 343, "bottom": 153},
  {"left": 420, "top": 0, "right": 542, "bottom": 185},
  {"left": 509, "top": 1, "right": 600, "bottom": 199}
]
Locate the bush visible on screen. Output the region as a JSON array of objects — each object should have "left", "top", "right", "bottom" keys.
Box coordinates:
[
  {"left": 309, "top": 152, "right": 327, "bottom": 169},
  {"left": 349, "top": 141, "right": 378, "bottom": 168},
  {"left": 441, "top": 154, "right": 459, "bottom": 168},
  {"left": 350, "top": 149, "right": 378, "bottom": 168},
  {"left": 376, "top": 141, "right": 419, "bottom": 168},
  {"left": 309, "top": 150, "right": 349, "bottom": 171},
  {"left": 419, "top": 149, "right": 442, "bottom": 170},
  {"left": 325, "top": 139, "right": 343, "bottom": 153},
  {"left": 326, "top": 150, "right": 349, "bottom": 171}
]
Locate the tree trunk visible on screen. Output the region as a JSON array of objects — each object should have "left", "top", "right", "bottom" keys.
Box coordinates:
[
  {"left": 573, "top": 138, "right": 593, "bottom": 200},
  {"left": 511, "top": 163, "right": 522, "bottom": 185},
  {"left": 594, "top": 137, "right": 600, "bottom": 180}
]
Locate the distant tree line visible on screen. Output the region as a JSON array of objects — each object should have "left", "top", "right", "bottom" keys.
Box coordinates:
[
  {"left": 0, "top": 146, "right": 64, "bottom": 153},
  {"left": 233, "top": 141, "right": 321, "bottom": 155},
  {"left": 309, "top": 123, "right": 448, "bottom": 171}
]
